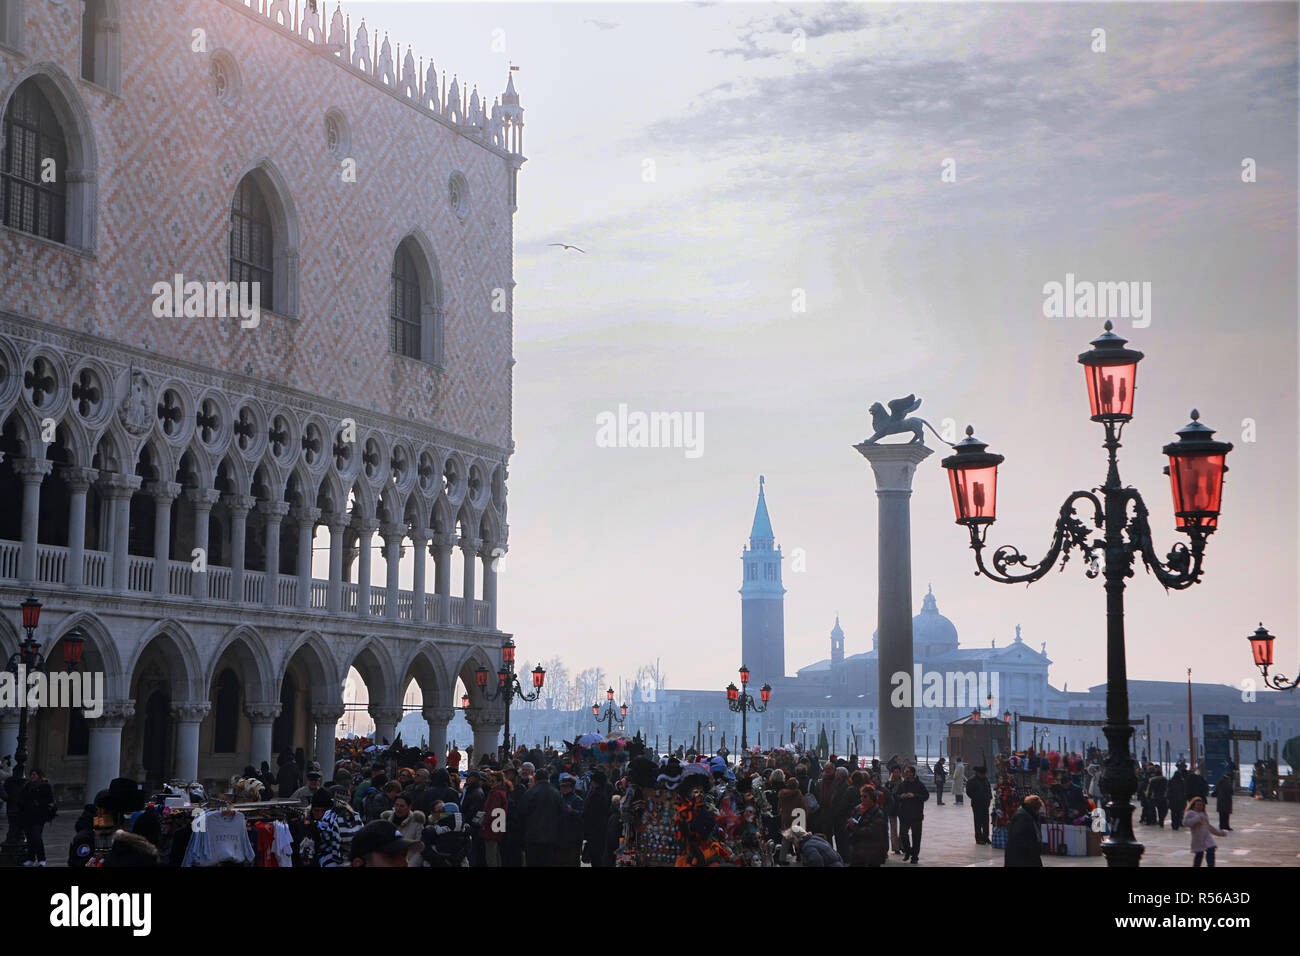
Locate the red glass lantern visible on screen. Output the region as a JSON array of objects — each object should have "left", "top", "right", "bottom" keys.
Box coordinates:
[
  {"left": 20, "top": 594, "right": 41, "bottom": 631},
  {"left": 532, "top": 665, "right": 545, "bottom": 689},
  {"left": 1077, "top": 321, "right": 1143, "bottom": 422},
  {"left": 592, "top": 703, "right": 600, "bottom": 717},
  {"left": 760, "top": 683, "right": 772, "bottom": 704},
  {"left": 1249, "top": 624, "right": 1274, "bottom": 669},
  {"left": 620, "top": 703, "right": 628, "bottom": 718},
  {"left": 461, "top": 693, "right": 470, "bottom": 709},
  {"left": 475, "top": 666, "right": 489, "bottom": 688},
  {"left": 738, "top": 665, "right": 749, "bottom": 685},
  {"left": 1003, "top": 710, "right": 1011, "bottom": 724},
  {"left": 501, "top": 639, "right": 516, "bottom": 665},
  {"left": 606, "top": 687, "right": 614, "bottom": 702},
  {"left": 498, "top": 669, "right": 508, "bottom": 689},
  {"left": 62, "top": 628, "right": 85, "bottom": 668},
  {"left": 1162, "top": 410, "right": 1232, "bottom": 532},
  {"left": 726, "top": 682, "right": 739, "bottom": 703},
  {"left": 940, "top": 426, "right": 1004, "bottom": 525}
]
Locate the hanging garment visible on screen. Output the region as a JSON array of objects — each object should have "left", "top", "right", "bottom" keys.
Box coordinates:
[{"left": 181, "top": 810, "right": 256, "bottom": 867}]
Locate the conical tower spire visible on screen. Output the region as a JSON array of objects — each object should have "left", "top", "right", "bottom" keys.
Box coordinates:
[{"left": 750, "top": 475, "right": 774, "bottom": 546}]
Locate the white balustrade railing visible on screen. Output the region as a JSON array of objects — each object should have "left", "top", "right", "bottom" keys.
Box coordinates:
[
  {"left": 474, "top": 601, "right": 490, "bottom": 628},
  {"left": 243, "top": 571, "right": 265, "bottom": 605},
  {"left": 127, "top": 555, "right": 152, "bottom": 593},
  {"left": 341, "top": 583, "right": 358, "bottom": 613},
  {"left": 83, "top": 550, "right": 108, "bottom": 588},
  {"left": 208, "top": 566, "right": 231, "bottom": 601},
  {"left": 310, "top": 580, "right": 329, "bottom": 609},
  {"left": 36, "top": 544, "right": 67, "bottom": 584},
  {"left": 450, "top": 600, "right": 464, "bottom": 626},
  {"left": 424, "top": 594, "right": 440, "bottom": 622},
  {"left": 0, "top": 540, "right": 19, "bottom": 579},
  {"left": 278, "top": 577, "right": 297, "bottom": 606},
  {"left": 168, "top": 561, "right": 192, "bottom": 596},
  {"left": 370, "top": 590, "right": 386, "bottom": 616},
  {"left": 396, "top": 591, "right": 414, "bottom": 620}
]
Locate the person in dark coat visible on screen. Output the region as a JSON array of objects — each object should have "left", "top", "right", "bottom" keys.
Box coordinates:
[
  {"left": 602, "top": 794, "right": 623, "bottom": 867},
  {"left": 966, "top": 765, "right": 993, "bottom": 845},
  {"left": 785, "top": 825, "right": 842, "bottom": 866},
  {"left": 895, "top": 765, "right": 930, "bottom": 864},
  {"left": 276, "top": 750, "right": 300, "bottom": 798},
  {"left": 933, "top": 758, "right": 947, "bottom": 805},
  {"left": 1214, "top": 770, "right": 1234, "bottom": 831},
  {"left": 1004, "top": 795, "right": 1044, "bottom": 867},
  {"left": 17, "top": 768, "right": 55, "bottom": 865},
  {"left": 1185, "top": 767, "right": 1209, "bottom": 802},
  {"left": 581, "top": 769, "right": 611, "bottom": 866},
  {"left": 845, "top": 787, "right": 889, "bottom": 867},
  {"left": 517, "top": 767, "right": 563, "bottom": 867},
  {"left": 1167, "top": 763, "right": 1187, "bottom": 830},
  {"left": 1147, "top": 767, "right": 1168, "bottom": 827},
  {"left": 67, "top": 804, "right": 96, "bottom": 867}
]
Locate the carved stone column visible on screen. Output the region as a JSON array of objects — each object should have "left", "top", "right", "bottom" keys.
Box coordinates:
[
  {"left": 482, "top": 542, "right": 503, "bottom": 631},
  {"left": 293, "top": 506, "right": 321, "bottom": 610},
  {"left": 149, "top": 480, "right": 182, "bottom": 596},
  {"left": 101, "top": 472, "right": 142, "bottom": 593},
  {"left": 87, "top": 700, "right": 135, "bottom": 799},
  {"left": 311, "top": 704, "right": 344, "bottom": 776},
  {"left": 244, "top": 701, "right": 281, "bottom": 770},
  {"left": 171, "top": 701, "right": 210, "bottom": 783},
  {"left": 464, "top": 708, "right": 505, "bottom": 763},
  {"left": 460, "top": 536, "right": 482, "bottom": 628},
  {"left": 61, "top": 466, "right": 98, "bottom": 590},
  {"left": 326, "top": 514, "right": 348, "bottom": 613},
  {"left": 369, "top": 705, "right": 403, "bottom": 747},
  {"left": 432, "top": 532, "right": 457, "bottom": 626},
  {"left": 225, "top": 494, "right": 256, "bottom": 604},
  {"left": 186, "top": 488, "right": 221, "bottom": 600},
  {"left": 261, "top": 500, "right": 291, "bottom": 607},
  {"left": 355, "top": 520, "right": 379, "bottom": 617},
  {"left": 381, "top": 522, "right": 404, "bottom": 620},
  {"left": 410, "top": 528, "right": 429, "bottom": 623},
  {"left": 13, "top": 458, "right": 53, "bottom": 585},
  {"left": 422, "top": 706, "right": 455, "bottom": 759}
]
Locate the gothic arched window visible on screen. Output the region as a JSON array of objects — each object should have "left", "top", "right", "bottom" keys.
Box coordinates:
[
  {"left": 1, "top": 80, "right": 68, "bottom": 243},
  {"left": 230, "top": 174, "right": 274, "bottom": 311},
  {"left": 390, "top": 242, "right": 422, "bottom": 359}
]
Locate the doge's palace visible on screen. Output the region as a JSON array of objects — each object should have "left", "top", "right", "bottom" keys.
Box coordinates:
[{"left": 0, "top": 0, "right": 524, "bottom": 799}]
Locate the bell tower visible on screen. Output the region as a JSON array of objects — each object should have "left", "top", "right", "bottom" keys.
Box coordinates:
[{"left": 740, "top": 476, "right": 785, "bottom": 686}]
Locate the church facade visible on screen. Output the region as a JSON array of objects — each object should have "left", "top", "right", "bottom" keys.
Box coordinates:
[{"left": 0, "top": 0, "right": 525, "bottom": 800}]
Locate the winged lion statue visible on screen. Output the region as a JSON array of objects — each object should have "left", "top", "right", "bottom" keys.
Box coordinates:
[{"left": 864, "top": 394, "right": 946, "bottom": 445}]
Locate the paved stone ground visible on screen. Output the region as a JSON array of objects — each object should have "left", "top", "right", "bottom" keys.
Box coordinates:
[
  {"left": 883, "top": 793, "right": 1300, "bottom": 867},
  {"left": 21, "top": 792, "right": 1300, "bottom": 867}
]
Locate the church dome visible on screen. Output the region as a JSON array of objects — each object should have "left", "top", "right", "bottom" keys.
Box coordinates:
[{"left": 873, "top": 585, "right": 958, "bottom": 651}]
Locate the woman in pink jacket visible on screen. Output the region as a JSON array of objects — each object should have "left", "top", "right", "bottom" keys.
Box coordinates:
[{"left": 1182, "top": 796, "right": 1225, "bottom": 867}]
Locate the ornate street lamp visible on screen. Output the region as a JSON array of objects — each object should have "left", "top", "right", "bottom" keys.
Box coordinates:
[
  {"left": 593, "top": 686, "right": 628, "bottom": 735},
  {"left": 941, "top": 321, "right": 1231, "bottom": 868},
  {"left": 725, "top": 665, "right": 770, "bottom": 751},
  {"left": 1248, "top": 624, "right": 1297, "bottom": 691},
  {"left": 476, "top": 638, "right": 544, "bottom": 761},
  {"left": 3, "top": 597, "right": 85, "bottom": 860}
]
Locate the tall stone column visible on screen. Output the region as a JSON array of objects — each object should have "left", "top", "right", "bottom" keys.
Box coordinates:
[
  {"left": 410, "top": 528, "right": 429, "bottom": 623},
  {"left": 326, "top": 514, "right": 347, "bottom": 612},
  {"left": 226, "top": 494, "right": 255, "bottom": 604},
  {"left": 460, "top": 536, "right": 482, "bottom": 627},
  {"left": 854, "top": 441, "right": 933, "bottom": 769},
  {"left": 465, "top": 708, "right": 504, "bottom": 763},
  {"left": 369, "top": 705, "right": 402, "bottom": 747},
  {"left": 150, "top": 481, "right": 181, "bottom": 596},
  {"left": 432, "top": 533, "right": 456, "bottom": 626},
  {"left": 14, "top": 458, "right": 53, "bottom": 586},
  {"left": 187, "top": 488, "right": 221, "bottom": 600},
  {"left": 171, "top": 701, "right": 210, "bottom": 783},
  {"left": 423, "top": 706, "right": 454, "bottom": 758},
  {"left": 482, "top": 544, "right": 501, "bottom": 630},
  {"left": 294, "top": 506, "right": 321, "bottom": 610},
  {"left": 245, "top": 702, "right": 281, "bottom": 770},
  {"left": 62, "top": 466, "right": 97, "bottom": 590},
  {"left": 311, "top": 704, "right": 344, "bottom": 776},
  {"left": 381, "top": 523, "right": 404, "bottom": 621},
  {"left": 87, "top": 701, "right": 134, "bottom": 800},
  {"left": 102, "top": 472, "right": 142, "bottom": 593},
  {"left": 261, "top": 500, "right": 290, "bottom": 607},
  {"left": 355, "top": 520, "right": 379, "bottom": 617}
]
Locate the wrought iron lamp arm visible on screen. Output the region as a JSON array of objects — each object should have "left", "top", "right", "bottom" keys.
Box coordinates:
[
  {"left": 1124, "top": 490, "right": 1206, "bottom": 590},
  {"left": 968, "top": 491, "right": 1104, "bottom": 585},
  {"left": 1262, "top": 670, "right": 1299, "bottom": 691}
]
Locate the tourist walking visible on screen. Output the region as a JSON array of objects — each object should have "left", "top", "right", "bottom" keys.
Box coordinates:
[
  {"left": 1147, "top": 766, "right": 1168, "bottom": 827},
  {"left": 1214, "top": 770, "right": 1234, "bottom": 831},
  {"left": 1167, "top": 762, "right": 1187, "bottom": 830},
  {"left": 18, "top": 768, "right": 55, "bottom": 866},
  {"left": 952, "top": 759, "right": 966, "bottom": 806},
  {"left": 966, "top": 765, "right": 993, "bottom": 845},
  {"left": 884, "top": 766, "right": 904, "bottom": 855},
  {"left": 895, "top": 765, "right": 930, "bottom": 864},
  {"left": 1182, "top": 796, "right": 1225, "bottom": 867},
  {"left": 933, "top": 757, "right": 947, "bottom": 805}
]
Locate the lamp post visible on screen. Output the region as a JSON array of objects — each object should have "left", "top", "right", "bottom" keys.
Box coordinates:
[
  {"left": 1247, "top": 624, "right": 1298, "bottom": 691},
  {"left": 725, "top": 665, "right": 770, "bottom": 753},
  {"left": 2, "top": 596, "right": 84, "bottom": 861},
  {"left": 706, "top": 720, "right": 716, "bottom": 752},
  {"left": 940, "top": 321, "right": 1232, "bottom": 868},
  {"left": 800, "top": 722, "right": 808, "bottom": 751},
  {"left": 592, "top": 687, "right": 628, "bottom": 735},
  {"left": 476, "top": 638, "right": 545, "bottom": 762}
]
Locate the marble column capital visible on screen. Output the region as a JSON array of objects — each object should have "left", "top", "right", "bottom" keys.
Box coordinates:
[
  {"left": 60, "top": 465, "right": 99, "bottom": 493},
  {"left": 223, "top": 494, "right": 258, "bottom": 517},
  {"left": 854, "top": 441, "right": 934, "bottom": 492},
  {"left": 261, "top": 500, "right": 292, "bottom": 520},
  {"left": 409, "top": 527, "right": 430, "bottom": 545},
  {"left": 185, "top": 487, "right": 222, "bottom": 509},
  {"left": 459, "top": 536, "right": 483, "bottom": 557},
  {"left": 244, "top": 701, "right": 282, "bottom": 723},
  {"left": 379, "top": 522, "right": 406, "bottom": 542},
  {"left": 171, "top": 701, "right": 211, "bottom": 723},
  {"left": 91, "top": 700, "right": 135, "bottom": 728},
  {"left": 12, "top": 458, "right": 54, "bottom": 482},
  {"left": 464, "top": 708, "right": 505, "bottom": 730},
  {"left": 310, "top": 704, "right": 345, "bottom": 723},
  {"left": 368, "top": 705, "right": 404, "bottom": 725},
  {"left": 430, "top": 532, "right": 458, "bottom": 551},
  {"left": 147, "top": 480, "right": 183, "bottom": 502},
  {"left": 99, "top": 471, "right": 142, "bottom": 498},
  {"left": 293, "top": 505, "right": 322, "bottom": 525},
  {"left": 422, "top": 706, "right": 456, "bottom": 724},
  {"left": 353, "top": 519, "right": 381, "bottom": 537},
  {"left": 325, "top": 513, "right": 349, "bottom": 533}
]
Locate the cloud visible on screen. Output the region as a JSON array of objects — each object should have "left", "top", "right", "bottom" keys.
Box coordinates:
[{"left": 584, "top": 18, "right": 618, "bottom": 31}]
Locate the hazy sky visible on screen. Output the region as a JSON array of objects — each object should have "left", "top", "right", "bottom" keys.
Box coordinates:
[{"left": 351, "top": 1, "right": 1297, "bottom": 702}]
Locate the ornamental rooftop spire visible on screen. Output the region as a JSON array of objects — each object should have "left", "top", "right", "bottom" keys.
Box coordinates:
[
  {"left": 750, "top": 475, "right": 775, "bottom": 544},
  {"left": 220, "top": 0, "right": 524, "bottom": 155}
]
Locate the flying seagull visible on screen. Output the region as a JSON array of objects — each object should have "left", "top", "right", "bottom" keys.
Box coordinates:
[{"left": 548, "top": 243, "right": 587, "bottom": 254}]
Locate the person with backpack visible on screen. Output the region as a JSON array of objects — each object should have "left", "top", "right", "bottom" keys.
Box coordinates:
[{"left": 363, "top": 780, "right": 399, "bottom": 822}]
